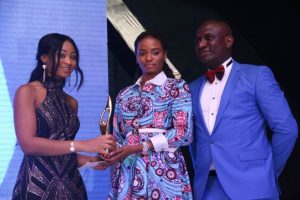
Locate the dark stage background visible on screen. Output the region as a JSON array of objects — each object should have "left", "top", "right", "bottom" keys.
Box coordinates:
[{"left": 108, "top": 0, "right": 300, "bottom": 199}]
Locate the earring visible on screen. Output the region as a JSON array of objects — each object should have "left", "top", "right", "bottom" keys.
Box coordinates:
[{"left": 42, "top": 64, "right": 47, "bottom": 82}]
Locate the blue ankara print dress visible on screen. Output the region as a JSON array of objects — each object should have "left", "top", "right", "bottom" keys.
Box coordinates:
[{"left": 108, "top": 75, "right": 193, "bottom": 200}]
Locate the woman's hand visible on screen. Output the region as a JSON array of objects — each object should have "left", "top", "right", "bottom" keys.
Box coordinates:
[
  {"left": 76, "top": 134, "right": 116, "bottom": 155},
  {"left": 77, "top": 154, "right": 110, "bottom": 170},
  {"left": 105, "top": 144, "right": 142, "bottom": 163}
]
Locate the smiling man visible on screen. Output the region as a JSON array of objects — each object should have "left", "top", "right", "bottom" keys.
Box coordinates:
[{"left": 189, "top": 19, "right": 298, "bottom": 200}]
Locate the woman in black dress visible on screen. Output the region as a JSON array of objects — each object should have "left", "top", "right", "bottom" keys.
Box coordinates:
[{"left": 12, "top": 33, "right": 116, "bottom": 199}]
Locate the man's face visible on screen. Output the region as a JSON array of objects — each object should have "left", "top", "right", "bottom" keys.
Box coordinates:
[{"left": 195, "top": 21, "right": 233, "bottom": 69}]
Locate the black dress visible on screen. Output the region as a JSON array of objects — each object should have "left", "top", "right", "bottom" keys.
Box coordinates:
[{"left": 12, "top": 79, "right": 87, "bottom": 200}]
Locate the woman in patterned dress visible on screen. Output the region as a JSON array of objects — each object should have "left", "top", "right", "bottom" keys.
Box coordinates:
[
  {"left": 12, "top": 33, "right": 116, "bottom": 199},
  {"left": 107, "top": 31, "right": 193, "bottom": 199}
]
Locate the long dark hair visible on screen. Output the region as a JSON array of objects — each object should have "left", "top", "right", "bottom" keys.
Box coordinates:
[
  {"left": 29, "top": 33, "right": 84, "bottom": 90},
  {"left": 134, "top": 30, "right": 172, "bottom": 78}
]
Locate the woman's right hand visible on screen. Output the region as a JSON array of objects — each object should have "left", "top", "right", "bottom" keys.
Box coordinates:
[{"left": 77, "top": 134, "right": 116, "bottom": 155}]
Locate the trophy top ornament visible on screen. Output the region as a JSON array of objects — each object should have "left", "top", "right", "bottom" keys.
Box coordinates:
[{"left": 99, "top": 96, "right": 113, "bottom": 135}]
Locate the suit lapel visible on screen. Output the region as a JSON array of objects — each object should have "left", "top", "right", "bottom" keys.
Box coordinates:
[
  {"left": 192, "top": 76, "right": 205, "bottom": 116},
  {"left": 192, "top": 76, "right": 211, "bottom": 135},
  {"left": 214, "top": 61, "right": 241, "bottom": 129}
]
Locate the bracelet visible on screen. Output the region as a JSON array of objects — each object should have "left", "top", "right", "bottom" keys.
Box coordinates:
[
  {"left": 70, "top": 141, "right": 76, "bottom": 152},
  {"left": 132, "top": 128, "right": 139, "bottom": 135},
  {"left": 142, "top": 141, "right": 149, "bottom": 155},
  {"left": 117, "top": 142, "right": 122, "bottom": 149}
]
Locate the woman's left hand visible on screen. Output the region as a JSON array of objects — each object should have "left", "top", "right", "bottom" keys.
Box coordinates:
[
  {"left": 77, "top": 154, "right": 110, "bottom": 170},
  {"left": 105, "top": 145, "right": 140, "bottom": 163}
]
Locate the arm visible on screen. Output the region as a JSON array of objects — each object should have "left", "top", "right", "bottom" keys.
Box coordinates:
[
  {"left": 106, "top": 93, "right": 154, "bottom": 162},
  {"left": 107, "top": 81, "right": 193, "bottom": 161},
  {"left": 14, "top": 85, "right": 115, "bottom": 156},
  {"left": 256, "top": 67, "right": 298, "bottom": 175},
  {"left": 149, "top": 80, "right": 193, "bottom": 152}
]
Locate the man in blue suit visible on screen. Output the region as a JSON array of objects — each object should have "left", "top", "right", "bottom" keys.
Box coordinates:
[{"left": 189, "top": 19, "right": 298, "bottom": 200}]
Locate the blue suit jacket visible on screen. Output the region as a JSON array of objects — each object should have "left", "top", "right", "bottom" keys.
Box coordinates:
[{"left": 189, "top": 60, "right": 298, "bottom": 199}]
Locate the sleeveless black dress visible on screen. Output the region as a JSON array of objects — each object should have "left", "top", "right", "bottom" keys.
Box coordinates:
[{"left": 12, "top": 79, "right": 87, "bottom": 200}]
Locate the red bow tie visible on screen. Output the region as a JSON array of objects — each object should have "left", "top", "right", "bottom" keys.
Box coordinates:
[{"left": 205, "top": 65, "right": 225, "bottom": 83}]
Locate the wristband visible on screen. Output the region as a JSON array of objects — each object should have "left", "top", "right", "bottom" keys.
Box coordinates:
[{"left": 142, "top": 141, "right": 149, "bottom": 155}]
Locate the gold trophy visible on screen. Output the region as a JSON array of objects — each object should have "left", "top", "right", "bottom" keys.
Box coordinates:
[
  {"left": 79, "top": 96, "right": 113, "bottom": 168},
  {"left": 99, "top": 96, "right": 113, "bottom": 152}
]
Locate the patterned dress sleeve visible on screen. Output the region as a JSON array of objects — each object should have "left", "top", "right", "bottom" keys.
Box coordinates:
[
  {"left": 150, "top": 79, "right": 193, "bottom": 151},
  {"left": 113, "top": 92, "right": 125, "bottom": 146}
]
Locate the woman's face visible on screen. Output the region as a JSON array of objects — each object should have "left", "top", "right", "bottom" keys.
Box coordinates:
[
  {"left": 46, "top": 40, "right": 77, "bottom": 79},
  {"left": 136, "top": 36, "right": 166, "bottom": 77}
]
